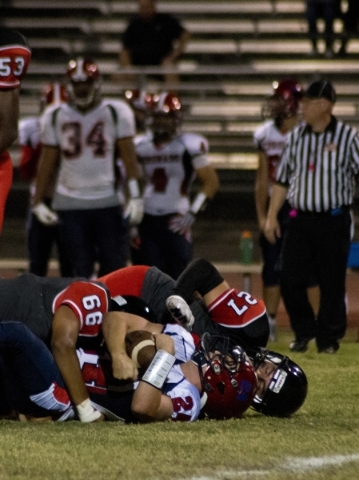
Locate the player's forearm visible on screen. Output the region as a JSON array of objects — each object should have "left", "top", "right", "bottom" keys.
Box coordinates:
[
  {"left": 0, "top": 90, "right": 19, "bottom": 154},
  {"left": 33, "top": 147, "right": 58, "bottom": 205},
  {"left": 52, "top": 344, "right": 89, "bottom": 406}
]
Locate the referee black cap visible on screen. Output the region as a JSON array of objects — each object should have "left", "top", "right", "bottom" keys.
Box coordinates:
[{"left": 304, "top": 80, "right": 336, "bottom": 103}]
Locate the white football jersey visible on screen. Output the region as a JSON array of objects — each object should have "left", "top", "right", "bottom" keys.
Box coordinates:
[
  {"left": 40, "top": 99, "right": 135, "bottom": 208},
  {"left": 77, "top": 323, "right": 201, "bottom": 422},
  {"left": 136, "top": 132, "right": 210, "bottom": 215},
  {"left": 253, "top": 120, "right": 289, "bottom": 194}
]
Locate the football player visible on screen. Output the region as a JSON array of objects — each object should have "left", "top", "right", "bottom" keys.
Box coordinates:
[
  {"left": 0, "top": 319, "right": 257, "bottom": 423},
  {"left": 18, "top": 82, "right": 73, "bottom": 277},
  {"left": 255, "top": 79, "right": 319, "bottom": 341},
  {"left": 133, "top": 91, "right": 220, "bottom": 278},
  {"left": 0, "top": 273, "right": 135, "bottom": 422},
  {"left": 166, "top": 258, "right": 308, "bottom": 417},
  {"left": 0, "top": 29, "right": 31, "bottom": 233},
  {"left": 98, "top": 261, "right": 307, "bottom": 417},
  {"left": 32, "top": 57, "right": 143, "bottom": 278}
]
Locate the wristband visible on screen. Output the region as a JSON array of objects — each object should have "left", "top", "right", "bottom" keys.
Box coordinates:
[
  {"left": 76, "top": 398, "right": 102, "bottom": 423},
  {"left": 128, "top": 178, "right": 140, "bottom": 199},
  {"left": 142, "top": 350, "right": 176, "bottom": 389},
  {"left": 190, "top": 192, "right": 207, "bottom": 215}
]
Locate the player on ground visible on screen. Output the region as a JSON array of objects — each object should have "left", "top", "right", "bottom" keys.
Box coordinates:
[
  {"left": 0, "top": 319, "right": 257, "bottom": 423},
  {"left": 98, "top": 261, "right": 308, "bottom": 417},
  {"left": 0, "top": 29, "right": 31, "bottom": 232}
]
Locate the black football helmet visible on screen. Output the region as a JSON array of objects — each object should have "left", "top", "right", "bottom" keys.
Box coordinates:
[
  {"left": 262, "top": 78, "right": 303, "bottom": 121},
  {"left": 193, "top": 333, "right": 257, "bottom": 420},
  {"left": 248, "top": 347, "right": 308, "bottom": 417},
  {"left": 110, "top": 295, "right": 157, "bottom": 323}
]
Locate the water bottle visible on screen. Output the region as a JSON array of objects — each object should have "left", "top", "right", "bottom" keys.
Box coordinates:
[{"left": 240, "top": 230, "right": 253, "bottom": 264}]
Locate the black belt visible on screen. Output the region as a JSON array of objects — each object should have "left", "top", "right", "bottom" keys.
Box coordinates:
[{"left": 289, "top": 206, "right": 350, "bottom": 218}]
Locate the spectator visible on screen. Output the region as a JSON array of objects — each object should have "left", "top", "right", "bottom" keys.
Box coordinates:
[
  {"left": 306, "top": 0, "right": 340, "bottom": 58},
  {"left": 18, "top": 83, "right": 73, "bottom": 277},
  {"left": 0, "top": 29, "right": 31, "bottom": 233},
  {"left": 119, "top": 0, "right": 191, "bottom": 85},
  {"left": 338, "top": 0, "right": 359, "bottom": 56},
  {"left": 134, "top": 92, "right": 219, "bottom": 279},
  {"left": 32, "top": 57, "right": 142, "bottom": 278},
  {"left": 254, "top": 78, "right": 319, "bottom": 341},
  {"left": 264, "top": 80, "right": 359, "bottom": 354}
]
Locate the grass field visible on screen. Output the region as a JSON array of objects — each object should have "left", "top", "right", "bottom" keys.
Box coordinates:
[{"left": 1, "top": 329, "right": 359, "bottom": 480}]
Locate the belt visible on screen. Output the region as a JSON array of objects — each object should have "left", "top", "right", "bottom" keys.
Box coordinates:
[{"left": 289, "top": 206, "right": 349, "bottom": 218}]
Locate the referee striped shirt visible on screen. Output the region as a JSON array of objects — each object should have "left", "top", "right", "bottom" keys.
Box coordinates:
[{"left": 275, "top": 116, "right": 359, "bottom": 212}]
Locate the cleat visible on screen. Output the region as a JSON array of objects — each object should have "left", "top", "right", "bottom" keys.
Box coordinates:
[{"left": 166, "top": 295, "right": 194, "bottom": 331}]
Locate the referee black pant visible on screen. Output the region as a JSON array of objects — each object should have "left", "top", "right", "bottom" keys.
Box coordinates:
[{"left": 280, "top": 208, "right": 351, "bottom": 351}]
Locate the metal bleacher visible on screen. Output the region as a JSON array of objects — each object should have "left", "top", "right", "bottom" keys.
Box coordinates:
[{"left": 3, "top": 0, "right": 359, "bottom": 173}]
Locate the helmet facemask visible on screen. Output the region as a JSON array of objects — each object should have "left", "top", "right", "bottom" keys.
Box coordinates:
[
  {"left": 66, "top": 57, "right": 101, "bottom": 110},
  {"left": 194, "top": 333, "right": 257, "bottom": 420}
]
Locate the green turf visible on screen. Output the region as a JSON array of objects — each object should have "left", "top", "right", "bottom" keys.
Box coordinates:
[{"left": 1, "top": 330, "right": 359, "bottom": 480}]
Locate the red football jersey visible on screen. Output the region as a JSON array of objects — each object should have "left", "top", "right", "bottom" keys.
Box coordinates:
[
  {"left": 207, "top": 289, "right": 267, "bottom": 328},
  {"left": 0, "top": 30, "right": 31, "bottom": 89},
  {"left": 52, "top": 282, "right": 110, "bottom": 337},
  {"left": 98, "top": 265, "right": 150, "bottom": 298}
]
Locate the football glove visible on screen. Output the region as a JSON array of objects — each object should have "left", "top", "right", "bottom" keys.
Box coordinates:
[
  {"left": 125, "top": 198, "right": 144, "bottom": 225},
  {"left": 166, "top": 295, "right": 195, "bottom": 331},
  {"left": 169, "top": 212, "right": 195, "bottom": 234},
  {"left": 32, "top": 202, "right": 58, "bottom": 226}
]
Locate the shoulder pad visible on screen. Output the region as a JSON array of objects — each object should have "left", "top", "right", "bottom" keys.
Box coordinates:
[{"left": 179, "top": 132, "right": 209, "bottom": 156}]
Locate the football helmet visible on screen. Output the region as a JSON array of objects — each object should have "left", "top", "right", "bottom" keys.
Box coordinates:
[
  {"left": 110, "top": 295, "right": 157, "bottom": 323},
  {"left": 248, "top": 347, "right": 308, "bottom": 417},
  {"left": 262, "top": 78, "right": 303, "bottom": 120},
  {"left": 125, "top": 89, "right": 152, "bottom": 131},
  {"left": 40, "top": 82, "right": 68, "bottom": 111},
  {"left": 193, "top": 333, "right": 257, "bottom": 420},
  {"left": 149, "top": 92, "right": 183, "bottom": 143},
  {"left": 66, "top": 57, "right": 101, "bottom": 109}
]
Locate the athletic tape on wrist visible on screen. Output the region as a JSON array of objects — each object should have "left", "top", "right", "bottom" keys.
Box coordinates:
[
  {"left": 142, "top": 350, "right": 176, "bottom": 389},
  {"left": 76, "top": 398, "right": 102, "bottom": 423},
  {"left": 128, "top": 178, "right": 140, "bottom": 199},
  {"left": 190, "top": 192, "right": 207, "bottom": 215}
]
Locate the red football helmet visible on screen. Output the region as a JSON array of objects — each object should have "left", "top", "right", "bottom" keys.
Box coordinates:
[
  {"left": 262, "top": 78, "right": 303, "bottom": 120},
  {"left": 39, "top": 82, "right": 68, "bottom": 112},
  {"left": 149, "top": 91, "right": 183, "bottom": 143},
  {"left": 66, "top": 57, "right": 101, "bottom": 109},
  {"left": 193, "top": 333, "right": 257, "bottom": 420},
  {"left": 125, "top": 89, "right": 153, "bottom": 132},
  {"left": 125, "top": 89, "right": 152, "bottom": 112}
]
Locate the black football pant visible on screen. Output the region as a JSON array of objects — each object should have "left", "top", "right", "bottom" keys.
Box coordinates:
[{"left": 280, "top": 208, "right": 351, "bottom": 350}]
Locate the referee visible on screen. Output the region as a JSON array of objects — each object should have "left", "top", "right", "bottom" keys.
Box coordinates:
[{"left": 264, "top": 80, "right": 359, "bottom": 354}]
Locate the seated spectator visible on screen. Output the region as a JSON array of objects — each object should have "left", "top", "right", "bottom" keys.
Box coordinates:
[
  {"left": 119, "top": 0, "right": 191, "bottom": 86},
  {"left": 306, "top": 0, "right": 340, "bottom": 58},
  {"left": 338, "top": 0, "right": 359, "bottom": 56}
]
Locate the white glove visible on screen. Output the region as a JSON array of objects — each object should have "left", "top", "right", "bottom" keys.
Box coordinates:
[
  {"left": 125, "top": 198, "right": 144, "bottom": 225},
  {"left": 169, "top": 212, "right": 195, "bottom": 234},
  {"left": 32, "top": 202, "right": 58, "bottom": 226},
  {"left": 166, "top": 295, "right": 195, "bottom": 331}
]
